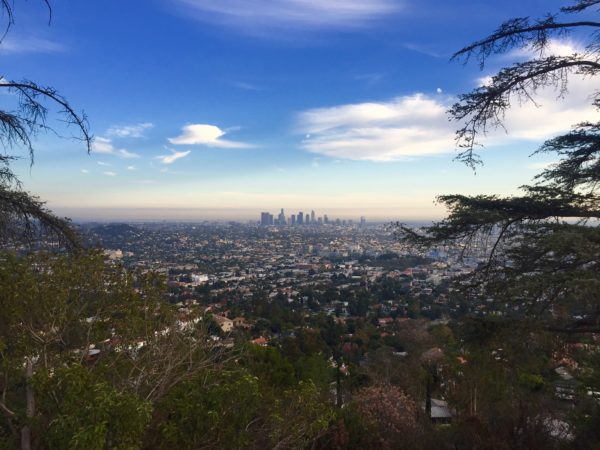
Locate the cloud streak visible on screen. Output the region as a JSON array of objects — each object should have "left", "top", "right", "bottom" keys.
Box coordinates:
[
  {"left": 0, "top": 36, "right": 65, "bottom": 54},
  {"left": 156, "top": 149, "right": 192, "bottom": 164},
  {"left": 172, "top": 0, "right": 400, "bottom": 32},
  {"left": 168, "top": 124, "right": 252, "bottom": 148},
  {"left": 107, "top": 122, "right": 154, "bottom": 138},
  {"left": 91, "top": 137, "right": 140, "bottom": 158}
]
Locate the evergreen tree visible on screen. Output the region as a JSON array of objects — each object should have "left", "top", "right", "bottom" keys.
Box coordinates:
[
  {"left": 400, "top": 0, "right": 600, "bottom": 334},
  {"left": 0, "top": 2, "right": 91, "bottom": 250}
]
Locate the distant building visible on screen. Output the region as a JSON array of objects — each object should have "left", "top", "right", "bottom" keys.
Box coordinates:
[
  {"left": 291, "top": 214, "right": 296, "bottom": 225},
  {"left": 251, "top": 336, "right": 269, "bottom": 346},
  {"left": 278, "top": 208, "right": 286, "bottom": 225},
  {"left": 298, "top": 212, "right": 304, "bottom": 225},
  {"left": 260, "top": 212, "right": 271, "bottom": 226},
  {"left": 213, "top": 315, "right": 234, "bottom": 332},
  {"left": 310, "top": 210, "right": 315, "bottom": 224}
]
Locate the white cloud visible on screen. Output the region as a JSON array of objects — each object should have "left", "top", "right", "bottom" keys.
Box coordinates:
[
  {"left": 156, "top": 149, "right": 192, "bottom": 164},
  {"left": 507, "top": 38, "right": 583, "bottom": 61},
  {"left": 0, "top": 36, "right": 65, "bottom": 54},
  {"left": 172, "top": 0, "right": 399, "bottom": 32},
  {"left": 81, "top": 169, "right": 89, "bottom": 174},
  {"left": 297, "top": 94, "right": 455, "bottom": 161},
  {"left": 92, "top": 137, "right": 115, "bottom": 154},
  {"left": 297, "top": 43, "right": 600, "bottom": 162},
  {"left": 91, "top": 137, "right": 140, "bottom": 158},
  {"left": 107, "top": 122, "right": 154, "bottom": 138},
  {"left": 117, "top": 149, "right": 140, "bottom": 159},
  {"left": 103, "top": 171, "right": 117, "bottom": 177},
  {"left": 168, "top": 124, "right": 252, "bottom": 148},
  {"left": 127, "top": 166, "right": 136, "bottom": 171},
  {"left": 97, "top": 161, "right": 110, "bottom": 166}
]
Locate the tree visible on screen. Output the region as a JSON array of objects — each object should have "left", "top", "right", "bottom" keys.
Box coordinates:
[
  {"left": 400, "top": 0, "right": 600, "bottom": 334},
  {"left": 0, "top": 251, "right": 228, "bottom": 449},
  {"left": 344, "top": 384, "right": 422, "bottom": 449},
  {"left": 0, "top": 2, "right": 91, "bottom": 250}
]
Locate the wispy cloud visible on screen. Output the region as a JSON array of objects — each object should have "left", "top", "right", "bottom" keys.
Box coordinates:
[
  {"left": 81, "top": 169, "right": 89, "bottom": 174},
  {"left": 297, "top": 63, "right": 600, "bottom": 162},
  {"left": 229, "top": 80, "right": 264, "bottom": 91},
  {"left": 156, "top": 149, "right": 192, "bottom": 164},
  {"left": 297, "top": 94, "right": 453, "bottom": 161},
  {"left": 91, "top": 137, "right": 140, "bottom": 158},
  {"left": 168, "top": 124, "right": 253, "bottom": 148},
  {"left": 127, "top": 166, "right": 136, "bottom": 171},
  {"left": 107, "top": 122, "right": 154, "bottom": 138},
  {"left": 0, "top": 36, "right": 65, "bottom": 54},
  {"left": 103, "top": 171, "right": 117, "bottom": 177},
  {"left": 354, "top": 73, "right": 385, "bottom": 86},
  {"left": 171, "top": 0, "right": 400, "bottom": 33},
  {"left": 118, "top": 149, "right": 140, "bottom": 158},
  {"left": 97, "top": 161, "right": 111, "bottom": 166},
  {"left": 402, "top": 43, "right": 444, "bottom": 58}
]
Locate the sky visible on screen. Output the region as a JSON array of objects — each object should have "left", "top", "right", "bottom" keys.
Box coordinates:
[{"left": 5, "top": 0, "right": 600, "bottom": 221}]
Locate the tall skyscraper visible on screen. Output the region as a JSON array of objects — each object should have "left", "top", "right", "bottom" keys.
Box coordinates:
[
  {"left": 298, "top": 212, "right": 304, "bottom": 225},
  {"left": 310, "top": 210, "right": 315, "bottom": 224},
  {"left": 324, "top": 214, "right": 329, "bottom": 225},
  {"left": 260, "top": 212, "right": 270, "bottom": 226},
  {"left": 291, "top": 214, "right": 296, "bottom": 225},
  {"left": 278, "top": 208, "right": 286, "bottom": 225}
]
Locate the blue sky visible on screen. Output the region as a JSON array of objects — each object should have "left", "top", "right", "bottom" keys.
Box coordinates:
[{"left": 6, "top": 0, "right": 599, "bottom": 220}]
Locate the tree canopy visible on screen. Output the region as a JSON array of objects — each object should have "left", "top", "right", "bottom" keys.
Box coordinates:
[
  {"left": 0, "top": 2, "right": 91, "bottom": 251},
  {"left": 400, "top": 0, "right": 600, "bottom": 334}
]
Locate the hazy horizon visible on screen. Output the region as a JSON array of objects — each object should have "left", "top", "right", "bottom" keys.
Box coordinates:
[
  {"left": 10, "top": 0, "right": 587, "bottom": 217},
  {"left": 57, "top": 206, "right": 442, "bottom": 223}
]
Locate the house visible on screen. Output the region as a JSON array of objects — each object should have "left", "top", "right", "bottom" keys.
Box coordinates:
[
  {"left": 423, "top": 398, "right": 454, "bottom": 425},
  {"left": 251, "top": 336, "right": 268, "bottom": 346},
  {"left": 213, "top": 315, "right": 234, "bottom": 333},
  {"left": 232, "top": 317, "right": 252, "bottom": 329},
  {"left": 378, "top": 317, "right": 394, "bottom": 327}
]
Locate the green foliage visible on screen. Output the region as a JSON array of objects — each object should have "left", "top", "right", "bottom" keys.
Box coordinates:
[
  {"left": 242, "top": 345, "right": 296, "bottom": 387},
  {"left": 148, "top": 371, "right": 334, "bottom": 450},
  {"left": 35, "top": 365, "right": 151, "bottom": 450},
  {"left": 399, "top": 3, "right": 600, "bottom": 334},
  {"left": 149, "top": 371, "right": 261, "bottom": 450}
]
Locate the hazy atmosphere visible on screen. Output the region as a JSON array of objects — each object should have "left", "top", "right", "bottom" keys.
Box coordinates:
[
  {"left": 3, "top": 1, "right": 600, "bottom": 448},
  {"left": 8, "top": 0, "right": 591, "bottom": 221}
]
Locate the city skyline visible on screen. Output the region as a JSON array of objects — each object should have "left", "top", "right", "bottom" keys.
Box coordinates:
[
  {"left": 259, "top": 208, "right": 366, "bottom": 226},
  {"left": 9, "top": 0, "right": 594, "bottom": 220}
]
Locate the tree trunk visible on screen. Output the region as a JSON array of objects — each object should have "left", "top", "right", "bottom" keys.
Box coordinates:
[
  {"left": 21, "top": 357, "right": 34, "bottom": 450},
  {"left": 336, "top": 360, "right": 342, "bottom": 408}
]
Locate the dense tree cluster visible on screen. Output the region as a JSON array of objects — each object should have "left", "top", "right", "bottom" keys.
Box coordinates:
[
  {"left": 2, "top": 0, "right": 600, "bottom": 448},
  {"left": 400, "top": 0, "right": 600, "bottom": 334}
]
